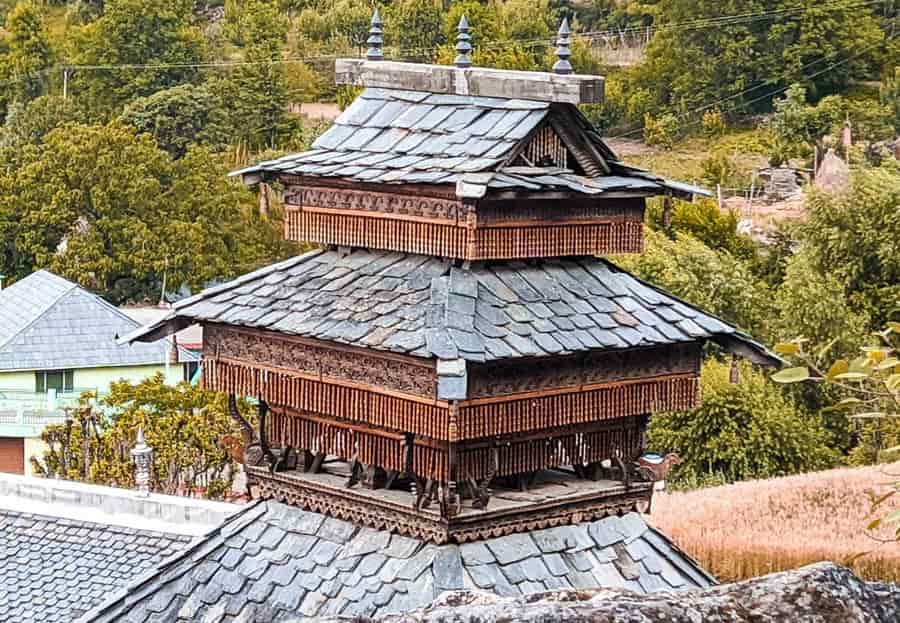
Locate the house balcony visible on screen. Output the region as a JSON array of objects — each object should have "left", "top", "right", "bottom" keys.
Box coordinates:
[{"left": 0, "top": 389, "right": 105, "bottom": 438}]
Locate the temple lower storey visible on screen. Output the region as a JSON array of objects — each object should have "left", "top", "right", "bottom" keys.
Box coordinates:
[{"left": 247, "top": 462, "right": 653, "bottom": 544}]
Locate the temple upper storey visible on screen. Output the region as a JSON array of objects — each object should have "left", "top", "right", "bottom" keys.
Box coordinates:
[{"left": 233, "top": 61, "right": 707, "bottom": 260}]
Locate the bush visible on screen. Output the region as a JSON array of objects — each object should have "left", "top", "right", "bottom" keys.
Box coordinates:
[
  {"left": 648, "top": 360, "right": 841, "bottom": 486},
  {"left": 701, "top": 108, "right": 727, "bottom": 137},
  {"left": 617, "top": 229, "right": 772, "bottom": 338},
  {"left": 700, "top": 149, "right": 740, "bottom": 188},
  {"left": 643, "top": 112, "right": 678, "bottom": 149}
]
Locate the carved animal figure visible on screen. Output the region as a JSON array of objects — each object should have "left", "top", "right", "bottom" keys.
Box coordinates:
[{"left": 637, "top": 453, "right": 682, "bottom": 485}]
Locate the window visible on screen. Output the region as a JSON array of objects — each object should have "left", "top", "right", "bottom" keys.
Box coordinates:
[
  {"left": 183, "top": 361, "right": 200, "bottom": 383},
  {"left": 35, "top": 369, "right": 74, "bottom": 394}
]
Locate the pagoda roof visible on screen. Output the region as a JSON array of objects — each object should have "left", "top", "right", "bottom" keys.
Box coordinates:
[
  {"left": 82, "top": 500, "right": 714, "bottom": 622},
  {"left": 126, "top": 249, "right": 777, "bottom": 369},
  {"left": 233, "top": 88, "right": 707, "bottom": 200}
]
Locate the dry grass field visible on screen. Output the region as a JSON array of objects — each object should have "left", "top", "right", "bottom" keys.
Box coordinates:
[{"left": 647, "top": 463, "right": 900, "bottom": 583}]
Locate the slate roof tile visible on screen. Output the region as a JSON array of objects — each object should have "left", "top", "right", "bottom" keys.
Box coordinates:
[
  {"left": 134, "top": 249, "right": 776, "bottom": 374},
  {"left": 80, "top": 503, "right": 713, "bottom": 623},
  {"left": 0, "top": 509, "right": 193, "bottom": 623}
]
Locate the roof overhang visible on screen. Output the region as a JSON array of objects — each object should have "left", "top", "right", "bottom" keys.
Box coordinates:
[{"left": 335, "top": 58, "right": 604, "bottom": 105}]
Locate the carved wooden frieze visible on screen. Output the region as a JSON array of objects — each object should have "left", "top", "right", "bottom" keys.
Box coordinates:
[
  {"left": 476, "top": 197, "right": 645, "bottom": 224},
  {"left": 284, "top": 185, "right": 464, "bottom": 221},
  {"left": 204, "top": 324, "right": 436, "bottom": 398},
  {"left": 467, "top": 343, "right": 701, "bottom": 398}
]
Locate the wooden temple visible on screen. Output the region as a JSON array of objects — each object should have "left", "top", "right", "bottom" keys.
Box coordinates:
[{"left": 129, "top": 17, "right": 777, "bottom": 545}]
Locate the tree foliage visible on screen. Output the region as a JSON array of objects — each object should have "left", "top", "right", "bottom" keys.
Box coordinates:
[
  {"left": 120, "top": 83, "right": 230, "bottom": 158},
  {"left": 799, "top": 167, "right": 900, "bottom": 328},
  {"left": 649, "top": 359, "right": 840, "bottom": 485},
  {"left": 0, "top": 122, "right": 297, "bottom": 303},
  {"left": 31, "top": 374, "right": 245, "bottom": 499},
  {"left": 70, "top": 0, "right": 207, "bottom": 114},
  {"left": 630, "top": 0, "right": 884, "bottom": 121},
  {"left": 616, "top": 228, "right": 774, "bottom": 339},
  {"left": 0, "top": 2, "right": 53, "bottom": 117}
]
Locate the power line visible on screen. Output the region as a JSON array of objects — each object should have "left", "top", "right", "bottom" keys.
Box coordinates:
[
  {"left": 52, "top": 0, "right": 887, "bottom": 72},
  {"left": 608, "top": 23, "right": 896, "bottom": 140}
]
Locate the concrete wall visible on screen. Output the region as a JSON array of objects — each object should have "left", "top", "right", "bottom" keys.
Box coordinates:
[
  {"left": 0, "top": 371, "right": 37, "bottom": 391},
  {"left": 0, "top": 364, "right": 186, "bottom": 393}
]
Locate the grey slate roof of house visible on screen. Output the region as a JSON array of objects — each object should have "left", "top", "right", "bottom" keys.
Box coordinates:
[
  {"left": 0, "top": 270, "right": 196, "bottom": 371},
  {"left": 81, "top": 500, "right": 715, "bottom": 622},
  {"left": 129, "top": 248, "right": 777, "bottom": 372},
  {"left": 233, "top": 88, "right": 707, "bottom": 199},
  {"left": 0, "top": 509, "right": 193, "bottom": 623}
]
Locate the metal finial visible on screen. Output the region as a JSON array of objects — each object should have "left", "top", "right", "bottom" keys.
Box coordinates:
[
  {"left": 454, "top": 15, "right": 472, "bottom": 68},
  {"left": 131, "top": 427, "right": 153, "bottom": 498},
  {"left": 553, "top": 17, "right": 573, "bottom": 75},
  {"left": 366, "top": 8, "right": 384, "bottom": 61}
]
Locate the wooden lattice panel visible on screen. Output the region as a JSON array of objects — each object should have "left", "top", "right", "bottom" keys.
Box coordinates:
[
  {"left": 204, "top": 358, "right": 450, "bottom": 440},
  {"left": 458, "top": 417, "right": 645, "bottom": 480},
  {"left": 286, "top": 209, "right": 471, "bottom": 257},
  {"left": 521, "top": 125, "right": 568, "bottom": 168},
  {"left": 473, "top": 221, "right": 643, "bottom": 258},
  {"left": 205, "top": 357, "right": 698, "bottom": 443},
  {"left": 457, "top": 376, "right": 699, "bottom": 439},
  {"left": 286, "top": 209, "right": 644, "bottom": 259}
]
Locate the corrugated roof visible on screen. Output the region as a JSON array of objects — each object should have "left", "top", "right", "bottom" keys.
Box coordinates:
[
  {"left": 0, "top": 270, "right": 197, "bottom": 371},
  {"left": 81, "top": 501, "right": 714, "bottom": 622},
  {"left": 1, "top": 509, "right": 192, "bottom": 623},
  {"left": 233, "top": 88, "right": 708, "bottom": 199},
  {"left": 129, "top": 249, "right": 776, "bottom": 371}
]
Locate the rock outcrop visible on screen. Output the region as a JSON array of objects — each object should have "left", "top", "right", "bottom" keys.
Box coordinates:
[{"left": 313, "top": 563, "right": 900, "bottom": 623}]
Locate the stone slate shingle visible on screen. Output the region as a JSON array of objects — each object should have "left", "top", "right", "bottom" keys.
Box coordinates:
[
  {"left": 234, "top": 88, "right": 706, "bottom": 199},
  {"left": 0, "top": 270, "right": 196, "bottom": 371},
  {"left": 0, "top": 509, "right": 193, "bottom": 623},
  {"left": 135, "top": 249, "right": 776, "bottom": 373},
  {"left": 80, "top": 501, "right": 714, "bottom": 622}
]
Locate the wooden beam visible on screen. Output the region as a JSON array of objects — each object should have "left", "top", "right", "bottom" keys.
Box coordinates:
[{"left": 335, "top": 59, "right": 604, "bottom": 105}]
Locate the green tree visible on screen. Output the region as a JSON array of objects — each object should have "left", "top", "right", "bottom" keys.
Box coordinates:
[
  {"left": 0, "top": 122, "right": 297, "bottom": 303},
  {"left": 632, "top": 0, "right": 883, "bottom": 121},
  {"left": 775, "top": 249, "right": 871, "bottom": 360},
  {"left": 616, "top": 229, "right": 774, "bottom": 339},
  {"left": 120, "top": 83, "right": 230, "bottom": 158},
  {"left": 384, "top": 0, "right": 444, "bottom": 61},
  {"left": 213, "top": 0, "right": 301, "bottom": 150},
  {"left": 0, "top": 2, "right": 54, "bottom": 117},
  {"left": 0, "top": 95, "right": 86, "bottom": 164},
  {"left": 799, "top": 166, "right": 900, "bottom": 328},
  {"left": 69, "top": 0, "right": 206, "bottom": 114},
  {"left": 648, "top": 359, "right": 840, "bottom": 485},
  {"left": 32, "top": 374, "right": 244, "bottom": 499}
]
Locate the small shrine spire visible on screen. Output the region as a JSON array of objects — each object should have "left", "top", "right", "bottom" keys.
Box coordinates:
[
  {"left": 131, "top": 427, "right": 153, "bottom": 497},
  {"left": 366, "top": 8, "right": 384, "bottom": 61},
  {"left": 454, "top": 15, "right": 473, "bottom": 68},
  {"left": 553, "top": 17, "right": 573, "bottom": 75}
]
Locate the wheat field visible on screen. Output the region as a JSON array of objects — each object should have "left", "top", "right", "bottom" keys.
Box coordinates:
[{"left": 647, "top": 463, "right": 900, "bottom": 582}]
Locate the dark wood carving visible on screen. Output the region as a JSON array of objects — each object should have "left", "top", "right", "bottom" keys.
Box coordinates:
[
  {"left": 205, "top": 324, "right": 437, "bottom": 398},
  {"left": 247, "top": 465, "right": 652, "bottom": 544},
  {"left": 467, "top": 343, "right": 701, "bottom": 398},
  {"left": 284, "top": 185, "right": 465, "bottom": 221}
]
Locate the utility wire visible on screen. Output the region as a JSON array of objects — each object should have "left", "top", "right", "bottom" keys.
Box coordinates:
[
  {"left": 608, "top": 23, "right": 897, "bottom": 140},
  {"left": 51, "top": 0, "right": 887, "bottom": 72}
]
